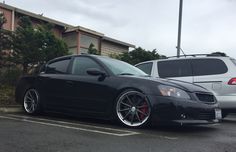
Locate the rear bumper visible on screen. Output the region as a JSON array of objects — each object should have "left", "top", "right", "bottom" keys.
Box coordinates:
[
  {"left": 148, "top": 95, "right": 220, "bottom": 125},
  {"left": 216, "top": 95, "right": 236, "bottom": 109}
]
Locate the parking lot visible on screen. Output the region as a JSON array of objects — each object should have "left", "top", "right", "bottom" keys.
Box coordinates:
[{"left": 0, "top": 112, "right": 236, "bottom": 152}]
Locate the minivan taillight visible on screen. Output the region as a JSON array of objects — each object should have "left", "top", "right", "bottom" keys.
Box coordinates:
[{"left": 228, "top": 78, "right": 236, "bottom": 85}]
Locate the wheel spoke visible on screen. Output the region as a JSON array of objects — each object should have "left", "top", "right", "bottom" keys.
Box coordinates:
[
  {"left": 28, "top": 91, "right": 35, "bottom": 100},
  {"left": 25, "top": 99, "right": 32, "bottom": 103},
  {"left": 118, "top": 108, "right": 130, "bottom": 112},
  {"left": 137, "top": 109, "right": 148, "bottom": 116},
  {"left": 31, "top": 103, "right": 35, "bottom": 111},
  {"left": 130, "top": 113, "right": 135, "bottom": 124},
  {"left": 126, "top": 95, "right": 133, "bottom": 106},
  {"left": 26, "top": 96, "right": 33, "bottom": 101},
  {"left": 27, "top": 103, "right": 33, "bottom": 111},
  {"left": 120, "top": 101, "right": 131, "bottom": 108},
  {"left": 137, "top": 105, "right": 148, "bottom": 109},
  {"left": 135, "top": 111, "right": 141, "bottom": 122},
  {"left": 122, "top": 110, "right": 131, "bottom": 120},
  {"left": 136, "top": 97, "right": 143, "bottom": 106}
]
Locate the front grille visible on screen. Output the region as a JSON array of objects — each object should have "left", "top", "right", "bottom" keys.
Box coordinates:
[
  {"left": 198, "top": 111, "right": 215, "bottom": 120},
  {"left": 196, "top": 93, "right": 215, "bottom": 104}
]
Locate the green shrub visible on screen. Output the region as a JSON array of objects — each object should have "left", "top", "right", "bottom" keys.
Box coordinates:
[
  {"left": 0, "top": 84, "right": 16, "bottom": 105},
  {"left": 0, "top": 66, "right": 22, "bottom": 86}
]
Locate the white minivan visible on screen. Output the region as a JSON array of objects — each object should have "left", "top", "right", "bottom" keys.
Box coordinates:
[{"left": 135, "top": 54, "right": 236, "bottom": 117}]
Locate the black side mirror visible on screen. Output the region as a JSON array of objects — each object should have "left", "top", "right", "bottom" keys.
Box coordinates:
[{"left": 87, "top": 68, "right": 106, "bottom": 77}]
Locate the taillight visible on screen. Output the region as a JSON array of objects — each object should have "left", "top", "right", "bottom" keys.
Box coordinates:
[{"left": 228, "top": 78, "right": 236, "bottom": 85}]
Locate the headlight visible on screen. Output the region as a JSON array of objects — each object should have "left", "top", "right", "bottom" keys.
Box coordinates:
[{"left": 158, "top": 85, "right": 191, "bottom": 99}]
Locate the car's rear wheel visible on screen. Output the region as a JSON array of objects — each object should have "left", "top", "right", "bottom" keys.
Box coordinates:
[
  {"left": 115, "top": 90, "right": 151, "bottom": 128},
  {"left": 23, "top": 88, "right": 41, "bottom": 114}
]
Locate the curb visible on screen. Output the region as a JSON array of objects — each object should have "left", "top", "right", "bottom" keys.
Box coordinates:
[{"left": 0, "top": 105, "right": 22, "bottom": 113}]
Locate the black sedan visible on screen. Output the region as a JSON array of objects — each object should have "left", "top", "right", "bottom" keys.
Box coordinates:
[{"left": 15, "top": 55, "right": 222, "bottom": 127}]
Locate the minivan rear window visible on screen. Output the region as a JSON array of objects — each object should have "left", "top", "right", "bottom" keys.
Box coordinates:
[
  {"left": 192, "top": 59, "right": 228, "bottom": 76},
  {"left": 158, "top": 60, "right": 192, "bottom": 78},
  {"left": 230, "top": 58, "right": 236, "bottom": 66}
]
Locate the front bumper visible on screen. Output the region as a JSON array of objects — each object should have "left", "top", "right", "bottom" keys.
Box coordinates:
[{"left": 148, "top": 95, "right": 221, "bottom": 125}]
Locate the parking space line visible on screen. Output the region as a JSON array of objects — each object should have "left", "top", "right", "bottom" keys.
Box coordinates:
[
  {"left": 8, "top": 114, "right": 139, "bottom": 134},
  {"left": 0, "top": 115, "right": 140, "bottom": 137}
]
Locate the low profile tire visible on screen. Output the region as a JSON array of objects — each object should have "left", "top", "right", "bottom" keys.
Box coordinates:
[
  {"left": 115, "top": 90, "right": 151, "bottom": 128},
  {"left": 23, "top": 88, "right": 41, "bottom": 115}
]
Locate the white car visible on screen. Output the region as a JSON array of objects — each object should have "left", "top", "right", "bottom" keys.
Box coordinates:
[{"left": 135, "top": 54, "right": 236, "bottom": 117}]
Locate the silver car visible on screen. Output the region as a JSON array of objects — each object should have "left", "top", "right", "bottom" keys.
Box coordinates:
[{"left": 135, "top": 54, "right": 236, "bottom": 117}]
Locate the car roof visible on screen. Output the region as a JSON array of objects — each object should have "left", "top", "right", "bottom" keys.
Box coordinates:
[
  {"left": 47, "top": 54, "right": 103, "bottom": 63},
  {"left": 135, "top": 54, "right": 233, "bottom": 65}
]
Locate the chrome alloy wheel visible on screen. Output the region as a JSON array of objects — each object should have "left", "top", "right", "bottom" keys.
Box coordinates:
[
  {"left": 23, "top": 89, "right": 39, "bottom": 114},
  {"left": 116, "top": 91, "right": 151, "bottom": 127}
]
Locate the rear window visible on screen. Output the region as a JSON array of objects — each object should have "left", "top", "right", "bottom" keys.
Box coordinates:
[
  {"left": 158, "top": 60, "right": 192, "bottom": 78},
  {"left": 192, "top": 59, "right": 228, "bottom": 76},
  {"left": 136, "top": 62, "right": 153, "bottom": 75}
]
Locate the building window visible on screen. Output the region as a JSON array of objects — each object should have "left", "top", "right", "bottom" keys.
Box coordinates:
[
  {"left": 63, "top": 32, "right": 78, "bottom": 54},
  {"left": 80, "top": 34, "right": 99, "bottom": 54}
]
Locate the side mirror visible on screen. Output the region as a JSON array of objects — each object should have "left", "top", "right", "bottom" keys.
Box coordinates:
[{"left": 87, "top": 68, "right": 106, "bottom": 77}]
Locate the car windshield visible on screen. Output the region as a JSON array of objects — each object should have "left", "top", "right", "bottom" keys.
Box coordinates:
[{"left": 97, "top": 56, "right": 148, "bottom": 76}]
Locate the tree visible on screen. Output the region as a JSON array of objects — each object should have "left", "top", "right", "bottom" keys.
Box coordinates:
[
  {"left": 0, "top": 13, "right": 12, "bottom": 66},
  {"left": 88, "top": 43, "right": 100, "bottom": 55},
  {"left": 38, "top": 24, "right": 68, "bottom": 62},
  {"left": 10, "top": 16, "right": 68, "bottom": 74},
  {"left": 114, "top": 47, "right": 166, "bottom": 65}
]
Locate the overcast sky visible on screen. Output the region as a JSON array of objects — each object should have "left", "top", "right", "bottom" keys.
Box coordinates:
[{"left": 3, "top": 0, "right": 236, "bottom": 57}]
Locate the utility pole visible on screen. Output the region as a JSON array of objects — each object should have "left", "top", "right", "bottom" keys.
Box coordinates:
[{"left": 177, "top": 0, "right": 183, "bottom": 57}]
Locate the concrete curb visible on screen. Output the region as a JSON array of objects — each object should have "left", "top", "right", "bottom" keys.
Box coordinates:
[{"left": 0, "top": 105, "right": 22, "bottom": 113}]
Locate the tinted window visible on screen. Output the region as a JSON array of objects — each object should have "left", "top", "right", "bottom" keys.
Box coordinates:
[
  {"left": 136, "top": 62, "right": 153, "bottom": 75},
  {"left": 192, "top": 59, "right": 228, "bottom": 76},
  {"left": 158, "top": 60, "right": 192, "bottom": 78},
  {"left": 98, "top": 57, "right": 147, "bottom": 76},
  {"left": 72, "top": 57, "right": 101, "bottom": 75},
  {"left": 46, "top": 59, "right": 70, "bottom": 74}
]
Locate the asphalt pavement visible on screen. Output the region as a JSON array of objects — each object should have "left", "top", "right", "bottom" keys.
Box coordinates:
[{"left": 0, "top": 112, "right": 236, "bottom": 152}]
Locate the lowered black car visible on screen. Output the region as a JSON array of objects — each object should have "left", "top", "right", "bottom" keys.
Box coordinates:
[{"left": 15, "top": 55, "right": 222, "bottom": 127}]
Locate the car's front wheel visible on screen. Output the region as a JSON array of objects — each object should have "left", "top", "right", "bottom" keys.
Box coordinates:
[
  {"left": 115, "top": 90, "right": 151, "bottom": 128},
  {"left": 23, "top": 88, "right": 41, "bottom": 114}
]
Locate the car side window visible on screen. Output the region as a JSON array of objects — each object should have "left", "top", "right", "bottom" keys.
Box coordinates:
[
  {"left": 192, "top": 59, "right": 228, "bottom": 76},
  {"left": 46, "top": 59, "right": 71, "bottom": 74},
  {"left": 158, "top": 60, "right": 192, "bottom": 78},
  {"left": 136, "top": 62, "right": 153, "bottom": 75},
  {"left": 72, "top": 57, "right": 101, "bottom": 75}
]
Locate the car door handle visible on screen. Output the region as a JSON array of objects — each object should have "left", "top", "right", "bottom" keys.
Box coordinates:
[{"left": 66, "top": 81, "right": 74, "bottom": 86}]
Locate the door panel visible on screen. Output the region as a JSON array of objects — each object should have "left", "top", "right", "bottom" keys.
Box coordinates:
[
  {"left": 39, "top": 74, "right": 72, "bottom": 111},
  {"left": 64, "top": 75, "right": 113, "bottom": 114}
]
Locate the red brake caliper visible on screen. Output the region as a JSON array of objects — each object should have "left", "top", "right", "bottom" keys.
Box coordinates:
[{"left": 139, "top": 101, "right": 148, "bottom": 120}]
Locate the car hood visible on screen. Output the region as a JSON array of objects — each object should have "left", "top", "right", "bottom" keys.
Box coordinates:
[
  {"left": 163, "top": 78, "right": 209, "bottom": 93},
  {"left": 120, "top": 75, "right": 210, "bottom": 93}
]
